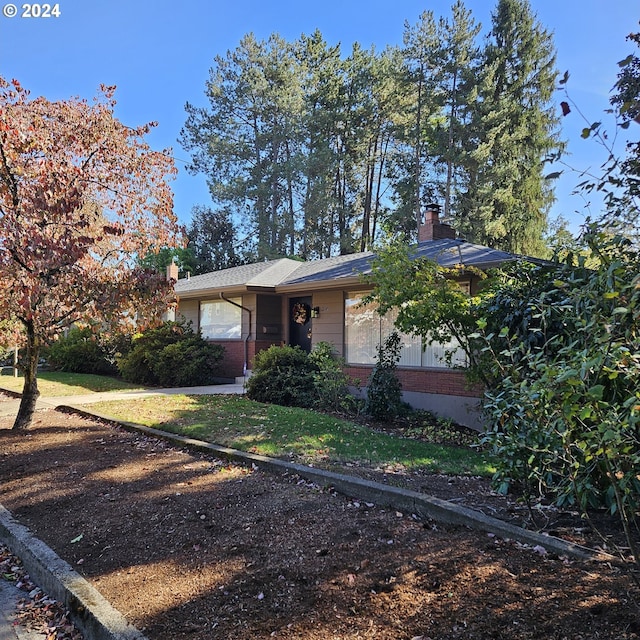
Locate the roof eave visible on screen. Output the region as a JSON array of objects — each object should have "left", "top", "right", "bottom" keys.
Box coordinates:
[
  {"left": 276, "top": 275, "right": 365, "bottom": 293},
  {"left": 175, "top": 284, "right": 249, "bottom": 299},
  {"left": 245, "top": 285, "right": 277, "bottom": 292}
]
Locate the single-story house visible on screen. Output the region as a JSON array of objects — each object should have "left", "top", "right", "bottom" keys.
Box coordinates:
[{"left": 170, "top": 206, "right": 523, "bottom": 429}]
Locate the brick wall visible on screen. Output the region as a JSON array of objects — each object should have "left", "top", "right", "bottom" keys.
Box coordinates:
[
  {"left": 344, "top": 365, "right": 481, "bottom": 398},
  {"left": 208, "top": 339, "right": 283, "bottom": 378},
  {"left": 209, "top": 341, "right": 245, "bottom": 378}
]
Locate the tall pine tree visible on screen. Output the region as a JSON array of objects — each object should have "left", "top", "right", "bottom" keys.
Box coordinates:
[
  {"left": 436, "top": 1, "right": 481, "bottom": 220},
  {"left": 187, "top": 205, "right": 243, "bottom": 274},
  {"left": 457, "top": 0, "right": 562, "bottom": 256},
  {"left": 395, "top": 10, "right": 441, "bottom": 239},
  {"left": 295, "top": 30, "right": 345, "bottom": 258},
  {"left": 181, "top": 33, "right": 303, "bottom": 259},
  {"left": 182, "top": 5, "right": 563, "bottom": 262},
  {"left": 393, "top": 3, "right": 480, "bottom": 240}
]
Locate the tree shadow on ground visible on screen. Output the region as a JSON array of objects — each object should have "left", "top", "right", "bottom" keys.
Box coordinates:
[{"left": 0, "top": 410, "right": 637, "bottom": 640}]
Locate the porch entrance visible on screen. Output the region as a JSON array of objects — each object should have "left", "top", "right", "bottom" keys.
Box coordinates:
[{"left": 289, "top": 296, "right": 312, "bottom": 353}]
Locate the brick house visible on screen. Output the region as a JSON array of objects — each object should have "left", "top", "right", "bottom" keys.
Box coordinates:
[{"left": 172, "top": 206, "right": 522, "bottom": 429}]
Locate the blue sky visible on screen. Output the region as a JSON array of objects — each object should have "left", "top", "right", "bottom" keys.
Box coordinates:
[{"left": 0, "top": 0, "right": 638, "bottom": 235}]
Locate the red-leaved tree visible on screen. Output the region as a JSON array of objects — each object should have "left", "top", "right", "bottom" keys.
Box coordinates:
[{"left": 0, "top": 77, "right": 183, "bottom": 429}]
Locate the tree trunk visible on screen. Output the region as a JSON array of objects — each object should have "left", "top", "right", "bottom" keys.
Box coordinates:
[
  {"left": 13, "top": 325, "right": 40, "bottom": 430},
  {"left": 414, "top": 67, "right": 424, "bottom": 239},
  {"left": 444, "top": 67, "right": 458, "bottom": 220}
]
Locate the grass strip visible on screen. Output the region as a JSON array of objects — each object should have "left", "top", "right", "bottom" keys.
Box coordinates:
[
  {"left": 0, "top": 372, "right": 143, "bottom": 396},
  {"left": 90, "top": 394, "right": 495, "bottom": 477}
]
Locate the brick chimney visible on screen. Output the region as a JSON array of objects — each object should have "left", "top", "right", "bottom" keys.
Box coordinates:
[
  {"left": 166, "top": 262, "right": 179, "bottom": 282},
  {"left": 418, "top": 203, "right": 456, "bottom": 242}
]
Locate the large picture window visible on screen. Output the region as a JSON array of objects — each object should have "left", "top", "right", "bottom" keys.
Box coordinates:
[
  {"left": 200, "top": 298, "right": 242, "bottom": 339},
  {"left": 344, "top": 292, "right": 466, "bottom": 369}
]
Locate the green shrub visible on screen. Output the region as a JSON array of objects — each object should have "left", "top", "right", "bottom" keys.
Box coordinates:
[
  {"left": 475, "top": 229, "right": 640, "bottom": 568},
  {"left": 246, "top": 343, "right": 359, "bottom": 410},
  {"left": 246, "top": 345, "right": 318, "bottom": 407},
  {"left": 117, "top": 321, "right": 224, "bottom": 386},
  {"left": 308, "top": 341, "right": 358, "bottom": 413},
  {"left": 364, "top": 331, "right": 410, "bottom": 420},
  {"left": 45, "top": 326, "right": 118, "bottom": 375}
]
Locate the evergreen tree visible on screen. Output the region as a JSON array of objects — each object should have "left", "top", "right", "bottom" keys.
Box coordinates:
[
  {"left": 181, "top": 7, "right": 563, "bottom": 259},
  {"left": 295, "top": 31, "right": 345, "bottom": 258},
  {"left": 187, "top": 205, "right": 244, "bottom": 274},
  {"left": 335, "top": 42, "right": 381, "bottom": 254},
  {"left": 457, "top": 0, "right": 562, "bottom": 256},
  {"left": 181, "top": 33, "right": 303, "bottom": 259},
  {"left": 137, "top": 246, "right": 195, "bottom": 278},
  {"left": 347, "top": 44, "right": 398, "bottom": 251},
  {"left": 393, "top": 3, "right": 480, "bottom": 240},
  {"left": 436, "top": 1, "right": 481, "bottom": 220},
  {"left": 395, "top": 10, "right": 441, "bottom": 239}
]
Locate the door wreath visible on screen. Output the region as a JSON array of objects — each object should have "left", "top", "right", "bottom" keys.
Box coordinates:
[{"left": 292, "top": 302, "right": 310, "bottom": 324}]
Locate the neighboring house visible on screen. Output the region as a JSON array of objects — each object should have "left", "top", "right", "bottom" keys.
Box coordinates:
[{"left": 171, "top": 206, "right": 523, "bottom": 429}]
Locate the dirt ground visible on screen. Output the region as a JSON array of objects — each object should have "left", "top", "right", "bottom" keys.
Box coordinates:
[{"left": 0, "top": 401, "right": 639, "bottom": 640}]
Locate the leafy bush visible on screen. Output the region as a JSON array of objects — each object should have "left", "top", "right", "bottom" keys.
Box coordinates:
[
  {"left": 117, "top": 321, "right": 224, "bottom": 387},
  {"left": 308, "top": 341, "right": 359, "bottom": 413},
  {"left": 246, "top": 345, "right": 318, "bottom": 407},
  {"left": 0, "top": 319, "right": 22, "bottom": 366},
  {"left": 45, "top": 326, "right": 119, "bottom": 375},
  {"left": 364, "top": 331, "right": 409, "bottom": 420},
  {"left": 370, "top": 228, "right": 640, "bottom": 569},
  {"left": 475, "top": 229, "right": 640, "bottom": 568},
  {"left": 246, "top": 343, "right": 359, "bottom": 410},
  {"left": 0, "top": 346, "right": 14, "bottom": 367}
]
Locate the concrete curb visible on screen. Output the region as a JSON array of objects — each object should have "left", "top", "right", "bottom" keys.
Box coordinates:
[
  {"left": 62, "top": 404, "right": 612, "bottom": 563},
  {"left": 0, "top": 506, "right": 147, "bottom": 640}
]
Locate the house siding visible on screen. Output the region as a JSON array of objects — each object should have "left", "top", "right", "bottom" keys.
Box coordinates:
[
  {"left": 178, "top": 290, "right": 485, "bottom": 423},
  {"left": 176, "top": 293, "right": 284, "bottom": 379},
  {"left": 170, "top": 226, "right": 522, "bottom": 428},
  {"left": 310, "top": 290, "right": 345, "bottom": 355}
]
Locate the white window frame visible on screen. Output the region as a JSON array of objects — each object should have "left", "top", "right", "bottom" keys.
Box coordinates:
[
  {"left": 199, "top": 298, "right": 242, "bottom": 340},
  {"left": 344, "top": 291, "right": 467, "bottom": 369}
]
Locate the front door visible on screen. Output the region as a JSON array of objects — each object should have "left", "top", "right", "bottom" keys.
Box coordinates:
[{"left": 289, "top": 296, "right": 312, "bottom": 353}]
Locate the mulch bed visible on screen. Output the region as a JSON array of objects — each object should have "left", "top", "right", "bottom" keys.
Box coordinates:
[{"left": 0, "top": 401, "right": 638, "bottom": 639}]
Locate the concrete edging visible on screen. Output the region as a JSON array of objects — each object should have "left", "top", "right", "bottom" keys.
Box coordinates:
[
  {"left": 0, "top": 505, "right": 147, "bottom": 640},
  {"left": 62, "top": 404, "right": 611, "bottom": 563},
  {"left": 0, "top": 402, "right": 615, "bottom": 640}
]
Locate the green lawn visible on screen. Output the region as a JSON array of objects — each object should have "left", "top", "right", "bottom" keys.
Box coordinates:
[
  {"left": 0, "top": 371, "right": 143, "bottom": 396},
  {"left": 91, "top": 394, "right": 495, "bottom": 477},
  {"left": 0, "top": 371, "right": 494, "bottom": 477}
]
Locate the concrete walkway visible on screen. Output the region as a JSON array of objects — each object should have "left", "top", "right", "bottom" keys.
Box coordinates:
[{"left": 0, "top": 382, "right": 246, "bottom": 418}]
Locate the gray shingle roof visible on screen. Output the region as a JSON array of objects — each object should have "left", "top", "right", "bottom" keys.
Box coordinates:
[
  {"left": 175, "top": 258, "right": 302, "bottom": 295},
  {"left": 174, "top": 239, "right": 523, "bottom": 294},
  {"left": 279, "top": 239, "right": 519, "bottom": 286},
  {"left": 279, "top": 251, "right": 375, "bottom": 285},
  {"left": 413, "top": 239, "right": 519, "bottom": 268}
]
